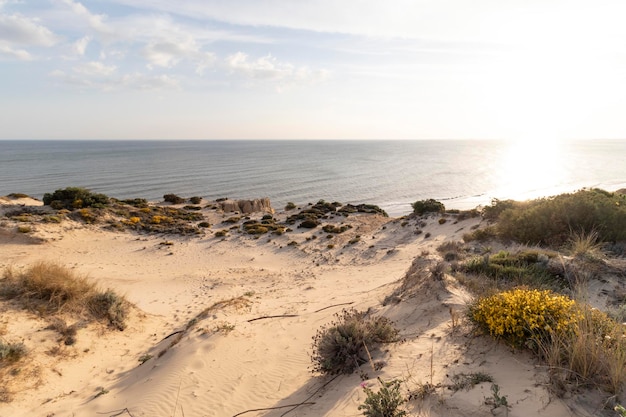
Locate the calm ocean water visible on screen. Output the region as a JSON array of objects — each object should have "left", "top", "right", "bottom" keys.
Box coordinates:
[{"left": 1, "top": 140, "right": 625, "bottom": 216}]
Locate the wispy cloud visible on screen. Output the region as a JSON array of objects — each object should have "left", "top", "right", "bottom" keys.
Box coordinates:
[
  {"left": 0, "top": 13, "right": 58, "bottom": 46},
  {"left": 50, "top": 68, "right": 179, "bottom": 91},
  {"left": 225, "top": 52, "right": 329, "bottom": 86},
  {"left": 73, "top": 60, "right": 117, "bottom": 76},
  {"left": 72, "top": 35, "right": 90, "bottom": 55},
  {"left": 58, "top": 0, "right": 111, "bottom": 35}
]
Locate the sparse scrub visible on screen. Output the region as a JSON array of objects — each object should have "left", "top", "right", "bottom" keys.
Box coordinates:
[
  {"left": 448, "top": 372, "right": 493, "bottom": 391},
  {"left": 311, "top": 309, "right": 398, "bottom": 375},
  {"left": 285, "top": 202, "right": 296, "bottom": 210},
  {"left": 0, "top": 341, "right": 26, "bottom": 363},
  {"left": 359, "top": 378, "right": 407, "bottom": 417},
  {"left": 0, "top": 262, "right": 129, "bottom": 330}
]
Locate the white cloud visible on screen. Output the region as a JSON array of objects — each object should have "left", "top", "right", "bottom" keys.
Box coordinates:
[
  {"left": 59, "top": 0, "right": 110, "bottom": 34},
  {"left": 0, "top": 13, "right": 58, "bottom": 46},
  {"left": 73, "top": 35, "right": 89, "bottom": 55},
  {"left": 74, "top": 60, "right": 116, "bottom": 76},
  {"left": 142, "top": 39, "right": 197, "bottom": 68},
  {"left": 225, "top": 52, "right": 329, "bottom": 86},
  {"left": 0, "top": 42, "right": 31, "bottom": 60},
  {"left": 121, "top": 73, "right": 179, "bottom": 90}
]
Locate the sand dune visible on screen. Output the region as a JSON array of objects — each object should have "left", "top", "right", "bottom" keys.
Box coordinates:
[{"left": 0, "top": 197, "right": 599, "bottom": 416}]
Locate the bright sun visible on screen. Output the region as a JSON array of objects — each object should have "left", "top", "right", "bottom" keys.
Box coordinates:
[{"left": 493, "top": 139, "right": 567, "bottom": 202}]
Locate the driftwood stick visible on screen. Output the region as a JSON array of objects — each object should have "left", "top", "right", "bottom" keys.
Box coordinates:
[
  {"left": 314, "top": 302, "right": 354, "bottom": 313},
  {"left": 279, "top": 374, "right": 341, "bottom": 417},
  {"left": 97, "top": 408, "right": 135, "bottom": 417},
  {"left": 247, "top": 314, "right": 298, "bottom": 322},
  {"left": 231, "top": 402, "right": 315, "bottom": 416},
  {"left": 160, "top": 330, "right": 184, "bottom": 342}
]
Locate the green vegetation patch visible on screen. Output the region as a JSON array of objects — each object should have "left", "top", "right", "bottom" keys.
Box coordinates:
[
  {"left": 43, "top": 187, "right": 110, "bottom": 210},
  {"left": 463, "top": 250, "right": 561, "bottom": 288},
  {"left": 483, "top": 189, "right": 626, "bottom": 247},
  {"left": 412, "top": 199, "right": 445, "bottom": 216}
]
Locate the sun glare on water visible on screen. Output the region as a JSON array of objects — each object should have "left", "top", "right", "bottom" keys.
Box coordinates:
[{"left": 493, "top": 138, "right": 568, "bottom": 202}]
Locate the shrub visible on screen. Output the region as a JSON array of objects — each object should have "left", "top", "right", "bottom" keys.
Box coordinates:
[
  {"left": 120, "top": 198, "right": 148, "bottom": 208},
  {"left": 198, "top": 221, "right": 211, "bottom": 228},
  {"left": 493, "top": 189, "right": 626, "bottom": 247},
  {"left": 300, "top": 218, "right": 320, "bottom": 228},
  {"left": 463, "top": 250, "right": 559, "bottom": 288},
  {"left": 323, "top": 224, "right": 352, "bottom": 234},
  {"left": 189, "top": 196, "right": 202, "bottom": 204},
  {"left": 163, "top": 194, "right": 185, "bottom": 204},
  {"left": 411, "top": 199, "right": 445, "bottom": 216},
  {"left": 285, "top": 202, "right": 297, "bottom": 210},
  {"left": 0, "top": 341, "right": 26, "bottom": 363},
  {"left": 311, "top": 309, "right": 398, "bottom": 375},
  {"left": 0, "top": 262, "right": 129, "bottom": 330},
  {"left": 43, "top": 187, "right": 109, "bottom": 210},
  {"left": 89, "top": 289, "right": 129, "bottom": 330},
  {"left": 438, "top": 218, "right": 447, "bottom": 225},
  {"left": 359, "top": 378, "right": 407, "bottom": 417},
  {"left": 470, "top": 288, "right": 582, "bottom": 347}
]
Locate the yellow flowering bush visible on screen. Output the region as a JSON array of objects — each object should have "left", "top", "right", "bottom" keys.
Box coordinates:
[{"left": 470, "top": 288, "right": 582, "bottom": 347}]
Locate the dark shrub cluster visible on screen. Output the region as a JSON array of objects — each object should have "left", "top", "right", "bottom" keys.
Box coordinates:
[
  {"left": 242, "top": 218, "right": 285, "bottom": 235},
  {"left": 43, "top": 187, "right": 110, "bottom": 210},
  {"left": 411, "top": 199, "right": 445, "bottom": 216},
  {"left": 322, "top": 224, "right": 352, "bottom": 234},
  {"left": 311, "top": 309, "right": 399, "bottom": 375},
  {"left": 163, "top": 194, "right": 185, "bottom": 204},
  {"left": 338, "top": 204, "right": 388, "bottom": 217}
]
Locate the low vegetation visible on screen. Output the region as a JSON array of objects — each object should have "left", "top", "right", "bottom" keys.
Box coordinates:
[
  {"left": 411, "top": 199, "right": 445, "bottom": 216},
  {"left": 310, "top": 309, "right": 399, "bottom": 375},
  {"left": 478, "top": 189, "right": 626, "bottom": 247},
  {"left": 0, "top": 262, "right": 129, "bottom": 330},
  {"left": 43, "top": 187, "right": 110, "bottom": 210}
]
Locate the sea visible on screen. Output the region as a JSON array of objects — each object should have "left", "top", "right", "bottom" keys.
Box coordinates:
[{"left": 1, "top": 139, "right": 625, "bottom": 217}]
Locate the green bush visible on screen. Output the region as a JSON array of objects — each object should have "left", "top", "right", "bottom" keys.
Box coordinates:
[
  {"left": 411, "top": 199, "right": 445, "bottom": 216},
  {"left": 463, "top": 250, "right": 559, "bottom": 287},
  {"left": 487, "top": 189, "right": 626, "bottom": 247},
  {"left": 311, "top": 309, "right": 398, "bottom": 375},
  {"left": 43, "top": 187, "right": 110, "bottom": 210},
  {"left": 359, "top": 378, "right": 407, "bottom": 417}
]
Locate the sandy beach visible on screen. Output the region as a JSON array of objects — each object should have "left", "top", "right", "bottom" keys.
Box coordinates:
[{"left": 0, "top": 194, "right": 613, "bottom": 417}]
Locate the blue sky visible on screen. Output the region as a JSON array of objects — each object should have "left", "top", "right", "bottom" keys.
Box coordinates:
[{"left": 1, "top": 0, "right": 625, "bottom": 140}]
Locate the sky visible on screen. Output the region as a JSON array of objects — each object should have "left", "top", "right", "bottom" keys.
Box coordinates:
[{"left": 1, "top": 0, "right": 625, "bottom": 140}]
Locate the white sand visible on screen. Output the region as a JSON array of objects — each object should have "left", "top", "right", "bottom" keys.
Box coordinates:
[{"left": 0, "top": 197, "right": 587, "bottom": 416}]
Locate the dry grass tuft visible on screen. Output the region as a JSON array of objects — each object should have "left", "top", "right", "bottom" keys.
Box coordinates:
[{"left": 0, "top": 262, "right": 129, "bottom": 330}]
